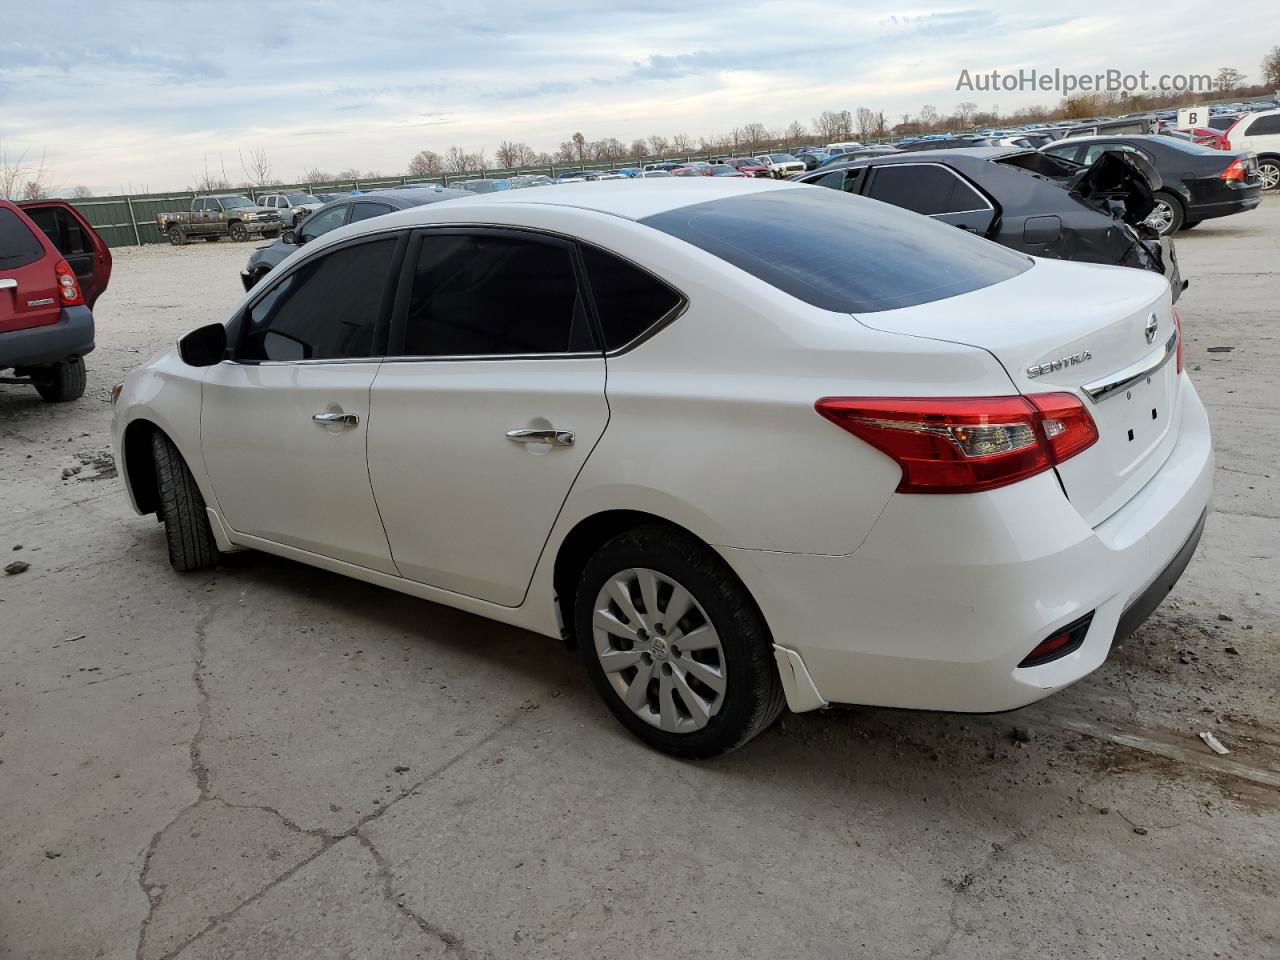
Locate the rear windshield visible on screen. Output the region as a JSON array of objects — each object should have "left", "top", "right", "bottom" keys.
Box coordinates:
[
  {"left": 640, "top": 189, "right": 1031, "bottom": 313},
  {"left": 0, "top": 208, "right": 46, "bottom": 268}
]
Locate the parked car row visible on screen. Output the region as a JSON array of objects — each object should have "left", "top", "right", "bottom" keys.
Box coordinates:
[{"left": 112, "top": 177, "right": 1214, "bottom": 758}]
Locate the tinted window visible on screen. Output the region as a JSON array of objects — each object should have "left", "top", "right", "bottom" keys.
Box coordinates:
[
  {"left": 402, "top": 233, "right": 592, "bottom": 356},
  {"left": 349, "top": 202, "right": 393, "bottom": 222},
  {"left": 240, "top": 239, "right": 397, "bottom": 362},
  {"left": 867, "top": 165, "right": 988, "bottom": 215},
  {"left": 300, "top": 204, "right": 348, "bottom": 241},
  {"left": 0, "top": 208, "right": 46, "bottom": 268},
  {"left": 580, "top": 245, "right": 683, "bottom": 350},
  {"left": 1248, "top": 114, "right": 1280, "bottom": 136},
  {"left": 192, "top": 199, "right": 205, "bottom": 212},
  {"left": 640, "top": 190, "right": 1030, "bottom": 314},
  {"left": 24, "top": 207, "right": 92, "bottom": 255}
]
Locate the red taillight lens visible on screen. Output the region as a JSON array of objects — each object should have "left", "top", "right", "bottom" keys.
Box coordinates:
[
  {"left": 54, "top": 258, "right": 84, "bottom": 306},
  {"left": 1017, "top": 612, "right": 1094, "bottom": 668},
  {"left": 815, "top": 393, "right": 1097, "bottom": 494},
  {"left": 1220, "top": 158, "right": 1246, "bottom": 182},
  {"left": 1172, "top": 307, "right": 1183, "bottom": 374}
]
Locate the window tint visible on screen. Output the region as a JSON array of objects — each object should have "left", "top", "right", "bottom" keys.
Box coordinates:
[
  {"left": 402, "top": 232, "right": 592, "bottom": 356},
  {"left": 0, "top": 208, "right": 46, "bottom": 268},
  {"left": 1248, "top": 114, "right": 1280, "bottom": 136},
  {"left": 580, "top": 244, "right": 683, "bottom": 350},
  {"left": 300, "top": 204, "right": 348, "bottom": 241},
  {"left": 349, "top": 202, "right": 393, "bottom": 223},
  {"left": 192, "top": 199, "right": 204, "bottom": 212},
  {"left": 867, "top": 165, "right": 988, "bottom": 215},
  {"left": 641, "top": 190, "right": 1030, "bottom": 314},
  {"left": 24, "top": 207, "right": 93, "bottom": 255},
  {"left": 240, "top": 238, "right": 397, "bottom": 362}
]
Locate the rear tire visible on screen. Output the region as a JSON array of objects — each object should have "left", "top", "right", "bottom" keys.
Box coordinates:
[
  {"left": 1256, "top": 158, "right": 1280, "bottom": 191},
  {"left": 151, "top": 432, "right": 220, "bottom": 572},
  {"left": 33, "top": 357, "right": 86, "bottom": 402},
  {"left": 575, "top": 524, "right": 785, "bottom": 758},
  {"left": 1148, "top": 191, "right": 1185, "bottom": 236}
]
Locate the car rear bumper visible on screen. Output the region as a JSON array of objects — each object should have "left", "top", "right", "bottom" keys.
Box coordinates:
[
  {"left": 1188, "top": 195, "right": 1263, "bottom": 221},
  {"left": 721, "top": 373, "right": 1213, "bottom": 713},
  {"left": 0, "top": 305, "right": 95, "bottom": 369}
]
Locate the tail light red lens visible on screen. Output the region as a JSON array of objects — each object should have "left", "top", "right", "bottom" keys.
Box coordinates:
[
  {"left": 815, "top": 393, "right": 1098, "bottom": 494},
  {"left": 1219, "top": 158, "right": 1247, "bottom": 182},
  {"left": 54, "top": 258, "right": 84, "bottom": 306},
  {"left": 1172, "top": 307, "right": 1183, "bottom": 374},
  {"left": 1017, "top": 612, "right": 1094, "bottom": 668}
]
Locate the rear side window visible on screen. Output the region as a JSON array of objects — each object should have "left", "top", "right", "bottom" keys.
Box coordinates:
[
  {"left": 866, "top": 165, "right": 989, "bottom": 215},
  {"left": 579, "top": 244, "right": 683, "bottom": 350},
  {"left": 1247, "top": 114, "right": 1280, "bottom": 136},
  {"left": 0, "top": 208, "right": 47, "bottom": 269},
  {"left": 401, "top": 232, "right": 593, "bottom": 357},
  {"left": 25, "top": 207, "right": 93, "bottom": 255},
  {"left": 240, "top": 238, "right": 397, "bottom": 361},
  {"left": 641, "top": 189, "right": 1030, "bottom": 314},
  {"left": 349, "top": 202, "right": 393, "bottom": 222}
]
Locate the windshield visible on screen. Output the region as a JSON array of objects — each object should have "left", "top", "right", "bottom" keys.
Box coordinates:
[
  {"left": 217, "top": 196, "right": 256, "bottom": 209},
  {"left": 770, "top": 155, "right": 798, "bottom": 162},
  {"left": 641, "top": 189, "right": 1031, "bottom": 313},
  {"left": 286, "top": 194, "right": 317, "bottom": 205}
]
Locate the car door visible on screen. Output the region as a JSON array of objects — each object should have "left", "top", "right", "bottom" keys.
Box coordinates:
[
  {"left": 862, "top": 163, "right": 997, "bottom": 235},
  {"left": 366, "top": 227, "right": 609, "bottom": 606},
  {"left": 0, "top": 202, "right": 61, "bottom": 337},
  {"left": 200, "top": 232, "right": 407, "bottom": 572},
  {"left": 21, "top": 201, "right": 111, "bottom": 308}
]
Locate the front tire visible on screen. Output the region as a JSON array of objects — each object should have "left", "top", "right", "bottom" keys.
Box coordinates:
[
  {"left": 228, "top": 222, "right": 249, "bottom": 242},
  {"left": 575, "top": 525, "right": 785, "bottom": 758},
  {"left": 33, "top": 357, "right": 86, "bottom": 402},
  {"left": 151, "top": 432, "right": 220, "bottom": 572},
  {"left": 168, "top": 226, "right": 188, "bottom": 245}
]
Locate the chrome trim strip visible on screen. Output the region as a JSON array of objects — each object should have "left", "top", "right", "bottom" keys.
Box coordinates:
[{"left": 1082, "top": 330, "right": 1177, "bottom": 403}]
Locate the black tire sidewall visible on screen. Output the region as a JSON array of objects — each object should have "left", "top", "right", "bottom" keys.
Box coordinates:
[
  {"left": 1154, "top": 191, "right": 1185, "bottom": 235},
  {"left": 574, "top": 525, "right": 779, "bottom": 758},
  {"left": 229, "top": 223, "right": 248, "bottom": 241}
]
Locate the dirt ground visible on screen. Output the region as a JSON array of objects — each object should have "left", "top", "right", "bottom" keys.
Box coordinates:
[{"left": 2, "top": 202, "right": 1278, "bottom": 960}]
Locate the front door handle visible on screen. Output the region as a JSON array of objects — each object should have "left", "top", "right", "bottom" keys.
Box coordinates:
[
  {"left": 312, "top": 411, "right": 360, "bottom": 427},
  {"left": 506, "top": 428, "right": 574, "bottom": 447}
]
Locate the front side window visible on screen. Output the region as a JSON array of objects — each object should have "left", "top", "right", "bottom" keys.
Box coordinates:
[
  {"left": 192, "top": 199, "right": 206, "bottom": 212},
  {"left": 300, "top": 204, "right": 348, "bottom": 242},
  {"left": 240, "top": 238, "right": 397, "bottom": 362},
  {"left": 866, "top": 165, "right": 989, "bottom": 215},
  {"left": 580, "top": 244, "right": 683, "bottom": 350},
  {"left": 401, "top": 232, "right": 593, "bottom": 356},
  {"left": 641, "top": 189, "right": 1030, "bottom": 314}
]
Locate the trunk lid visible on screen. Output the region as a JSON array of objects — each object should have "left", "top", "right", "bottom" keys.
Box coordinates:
[
  {"left": 855, "top": 258, "right": 1181, "bottom": 526},
  {"left": 0, "top": 204, "right": 60, "bottom": 336},
  {"left": 1067, "top": 150, "right": 1161, "bottom": 227}
]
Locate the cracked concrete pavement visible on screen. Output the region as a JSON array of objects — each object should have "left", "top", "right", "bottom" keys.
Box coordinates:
[{"left": 2, "top": 202, "right": 1278, "bottom": 959}]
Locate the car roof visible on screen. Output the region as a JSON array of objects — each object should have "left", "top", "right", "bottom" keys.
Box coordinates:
[
  {"left": 376, "top": 178, "right": 795, "bottom": 223},
  {"left": 827, "top": 147, "right": 1028, "bottom": 166}
]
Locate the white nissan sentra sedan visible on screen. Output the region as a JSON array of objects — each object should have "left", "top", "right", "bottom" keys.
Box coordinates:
[{"left": 111, "top": 179, "right": 1212, "bottom": 758}]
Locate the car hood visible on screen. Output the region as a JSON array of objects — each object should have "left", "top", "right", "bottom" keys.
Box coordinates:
[{"left": 1066, "top": 151, "right": 1161, "bottom": 228}]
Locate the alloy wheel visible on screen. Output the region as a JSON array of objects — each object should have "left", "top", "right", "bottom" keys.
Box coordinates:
[
  {"left": 1259, "top": 162, "right": 1280, "bottom": 191},
  {"left": 592, "top": 568, "right": 726, "bottom": 733},
  {"left": 1145, "top": 200, "right": 1175, "bottom": 235}
]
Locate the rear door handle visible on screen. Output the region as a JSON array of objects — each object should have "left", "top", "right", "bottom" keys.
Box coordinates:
[
  {"left": 506, "top": 428, "right": 574, "bottom": 447},
  {"left": 312, "top": 411, "right": 360, "bottom": 427}
]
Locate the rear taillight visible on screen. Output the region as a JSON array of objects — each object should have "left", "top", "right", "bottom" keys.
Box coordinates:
[
  {"left": 55, "top": 258, "right": 83, "bottom": 306},
  {"left": 1172, "top": 307, "right": 1183, "bottom": 374},
  {"left": 815, "top": 394, "right": 1098, "bottom": 494},
  {"left": 1220, "top": 158, "right": 1247, "bottom": 182}
]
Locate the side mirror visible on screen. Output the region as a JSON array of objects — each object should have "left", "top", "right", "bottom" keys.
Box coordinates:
[
  {"left": 178, "top": 323, "right": 227, "bottom": 367},
  {"left": 281, "top": 229, "right": 298, "bottom": 245}
]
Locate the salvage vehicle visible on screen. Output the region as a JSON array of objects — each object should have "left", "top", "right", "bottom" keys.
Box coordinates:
[
  {"left": 796, "top": 148, "right": 1184, "bottom": 302},
  {"left": 1042, "top": 135, "right": 1264, "bottom": 233},
  {"left": 240, "top": 187, "right": 466, "bottom": 290},
  {"left": 1, "top": 198, "right": 108, "bottom": 401},
  {"left": 753, "top": 154, "right": 806, "bottom": 178},
  {"left": 256, "top": 192, "right": 325, "bottom": 227},
  {"left": 112, "top": 180, "right": 1212, "bottom": 758},
  {"left": 156, "top": 195, "right": 283, "bottom": 244}
]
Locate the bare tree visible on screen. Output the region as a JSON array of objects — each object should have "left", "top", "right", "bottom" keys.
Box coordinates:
[
  {"left": 783, "top": 120, "right": 807, "bottom": 144},
  {"left": 571, "top": 132, "right": 588, "bottom": 163},
  {"left": 648, "top": 134, "right": 670, "bottom": 156},
  {"left": 408, "top": 150, "right": 442, "bottom": 176},
  {"left": 670, "top": 133, "right": 691, "bottom": 153},
  {"left": 1264, "top": 46, "right": 1280, "bottom": 89},
  {"left": 300, "top": 167, "right": 333, "bottom": 186},
  {"left": 854, "top": 107, "right": 877, "bottom": 141},
  {"left": 513, "top": 142, "right": 540, "bottom": 166},
  {"left": 629, "top": 138, "right": 649, "bottom": 158},
  {"left": 1215, "top": 67, "right": 1246, "bottom": 93},
  {"left": 494, "top": 140, "right": 522, "bottom": 169},
  {"left": 812, "top": 111, "right": 843, "bottom": 141},
  {"left": 741, "top": 123, "right": 769, "bottom": 151},
  {"left": 0, "top": 143, "right": 50, "bottom": 200},
  {"left": 954, "top": 101, "right": 978, "bottom": 127},
  {"left": 336, "top": 167, "right": 363, "bottom": 181},
  {"left": 70, "top": 185, "right": 93, "bottom": 199},
  {"left": 443, "top": 146, "right": 486, "bottom": 174},
  {"left": 555, "top": 141, "right": 577, "bottom": 164},
  {"left": 239, "top": 146, "right": 273, "bottom": 187}
]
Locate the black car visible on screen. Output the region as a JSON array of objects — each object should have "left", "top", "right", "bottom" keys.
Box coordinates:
[
  {"left": 795, "top": 147, "right": 1183, "bottom": 301},
  {"left": 1041, "top": 134, "right": 1263, "bottom": 234},
  {"left": 240, "top": 187, "right": 467, "bottom": 290}
]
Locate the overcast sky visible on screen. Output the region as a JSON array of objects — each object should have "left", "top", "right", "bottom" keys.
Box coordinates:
[{"left": 1, "top": 0, "right": 1269, "bottom": 194}]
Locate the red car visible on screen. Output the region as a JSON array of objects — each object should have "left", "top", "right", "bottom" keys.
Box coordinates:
[
  {"left": 1, "top": 199, "right": 111, "bottom": 402},
  {"left": 722, "top": 157, "right": 771, "bottom": 177}
]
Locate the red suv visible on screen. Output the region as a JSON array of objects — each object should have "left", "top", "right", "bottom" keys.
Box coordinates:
[{"left": 1, "top": 199, "right": 110, "bottom": 402}]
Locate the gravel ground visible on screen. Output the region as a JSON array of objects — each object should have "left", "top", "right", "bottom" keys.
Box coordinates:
[{"left": 2, "top": 208, "right": 1278, "bottom": 960}]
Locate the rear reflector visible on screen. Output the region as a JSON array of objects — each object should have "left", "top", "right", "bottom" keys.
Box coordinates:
[
  {"left": 1018, "top": 612, "right": 1094, "bottom": 668},
  {"left": 815, "top": 394, "right": 1098, "bottom": 494}
]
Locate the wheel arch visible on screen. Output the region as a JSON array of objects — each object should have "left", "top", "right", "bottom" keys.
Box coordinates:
[{"left": 120, "top": 418, "right": 163, "bottom": 515}]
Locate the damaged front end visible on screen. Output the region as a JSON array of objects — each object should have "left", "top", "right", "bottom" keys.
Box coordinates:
[{"left": 1068, "top": 150, "right": 1186, "bottom": 303}]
